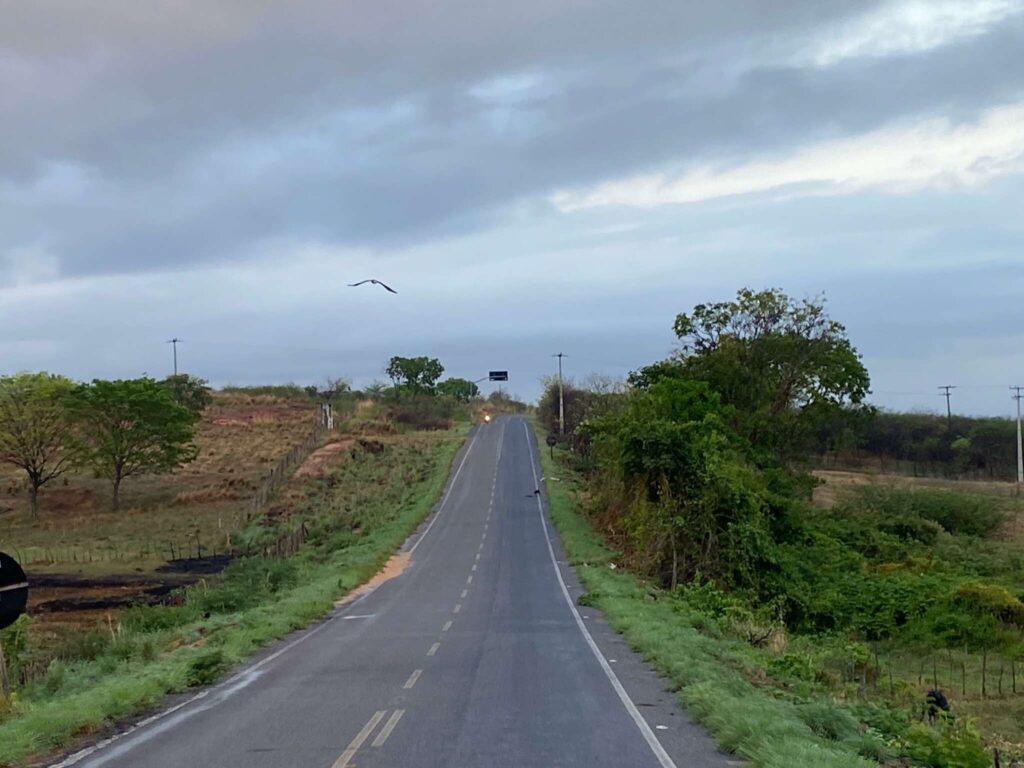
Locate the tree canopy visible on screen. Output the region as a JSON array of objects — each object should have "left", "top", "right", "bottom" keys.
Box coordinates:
[
  {"left": 436, "top": 377, "right": 480, "bottom": 402},
  {"left": 67, "top": 378, "right": 199, "bottom": 510},
  {"left": 0, "top": 372, "right": 75, "bottom": 515},
  {"left": 386, "top": 356, "right": 444, "bottom": 394},
  {"left": 162, "top": 374, "right": 213, "bottom": 416},
  {"left": 635, "top": 288, "right": 870, "bottom": 460}
]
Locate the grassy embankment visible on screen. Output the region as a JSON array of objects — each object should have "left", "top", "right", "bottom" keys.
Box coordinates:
[
  {"left": 0, "top": 409, "right": 466, "bottom": 766},
  {"left": 536, "top": 423, "right": 1024, "bottom": 768}
]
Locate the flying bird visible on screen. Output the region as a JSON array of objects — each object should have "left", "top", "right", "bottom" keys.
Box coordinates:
[{"left": 348, "top": 279, "right": 397, "bottom": 294}]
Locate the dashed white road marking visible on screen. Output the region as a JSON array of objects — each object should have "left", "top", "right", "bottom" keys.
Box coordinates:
[
  {"left": 442, "top": 620, "right": 453, "bottom": 632},
  {"left": 467, "top": 575, "right": 473, "bottom": 585},
  {"left": 333, "top": 710, "right": 386, "bottom": 768},
  {"left": 403, "top": 670, "right": 423, "bottom": 690},
  {"left": 453, "top": 603, "right": 462, "bottom": 614},
  {"left": 461, "top": 589, "right": 468, "bottom": 599},
  {"left": 472, "top": 563, "right": 478, "bottom": 571},
  {"left": 428, "top": 642, "right": 441, "bottom": 657},
  {"left": 372, "top": 710, "right": 405, "bottom": 748}
]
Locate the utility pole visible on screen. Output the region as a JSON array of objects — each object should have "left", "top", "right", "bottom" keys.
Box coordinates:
[
  {"left": 1012, "top": 386, "right": 1024, "bottom": 489},
  {"left": 167, "top": 338, "right": 182, "bottom": 376},
  {"left": 554, "top": 353, "right": 565, "bottom": 437},
  {"left": 938, "top": 385, "right": 956, "bottom": 429}
]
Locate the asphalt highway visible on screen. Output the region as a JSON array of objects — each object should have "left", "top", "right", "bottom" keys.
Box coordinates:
[{"left": 53, "top": 416, "right": 736, "bottom": 768}]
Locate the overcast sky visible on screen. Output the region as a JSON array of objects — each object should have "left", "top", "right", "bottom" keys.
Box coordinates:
[{"left": 2, "top": 1, "right": 1023, "bottom": 415}]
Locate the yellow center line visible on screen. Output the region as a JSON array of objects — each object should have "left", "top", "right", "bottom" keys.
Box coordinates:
[
  {"left": 332, "top": 710, "right": 387, "bottom": 768},
  {"left": 372, "top": 710, "right": 405, "bottom": 748},
  {"left": 403, "top": 669, "right": 423, "bottom": 689},
  {"left": 428, "top": 642, "right": 441, "bottom": 656}
]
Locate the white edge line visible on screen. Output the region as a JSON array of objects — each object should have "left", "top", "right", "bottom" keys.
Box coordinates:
[
  {"left": 50, "top": 428, "right": 481, "bottom": 768},
  {"left": 522, "top": 421, "right": 677, "bottom": 768},
  {"left": 408, "top": 429, "right": 480, "bottom": 555}
]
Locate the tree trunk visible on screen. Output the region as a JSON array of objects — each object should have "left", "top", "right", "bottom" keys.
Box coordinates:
[
  {"left": 112, "top": 475, "right": 122, "bottom": 512},
  {"left": 670, "top": 531, "right": 678, "bottom": 591},
  {"left": 28, "top": 483, "right": 39, "bottom": 518},
  {"left": 982, "top": 650, "right": 988, "bottom": 699}
]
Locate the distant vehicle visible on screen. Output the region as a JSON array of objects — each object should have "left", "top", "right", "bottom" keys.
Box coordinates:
[{"left": 483, "top": 413, "right": 492, "bottom": 423}]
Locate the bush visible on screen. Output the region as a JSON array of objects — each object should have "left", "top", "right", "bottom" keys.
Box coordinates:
[
  {"left": 186, "top": 650, "right": 229, "bottom": 686},
  {"left": 904, "top": 718, "right": 990, "bottom": 768},
  {"left": 852, "top": 487, "right": 1008, "bottom": 539},
  {"left": 388, "top": 395, "right": 456, "bottom": 431}
]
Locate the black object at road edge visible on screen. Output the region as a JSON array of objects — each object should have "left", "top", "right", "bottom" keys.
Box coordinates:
[
  {"left": 0, "top": 551, "right": 28, "bottom": 697},
  {"left": 0, "top": 551, "right": 28, "bottom": 631}
]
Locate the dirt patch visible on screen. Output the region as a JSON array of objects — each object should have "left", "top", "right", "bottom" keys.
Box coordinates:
[
  {"left": 335, "top": 551, "right": 411, "bottom": 608},
  {"left": 156, "top": 554, "right": 233, "bottom": 575},
  {"left": 38, "top": 487, "right": 97, "bottom": 514},
  {"left": 295, "top": 439, "right": 354, "bottom": 478}
]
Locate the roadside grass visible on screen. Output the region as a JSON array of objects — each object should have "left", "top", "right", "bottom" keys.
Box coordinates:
[
  {"left": 0, "top": 428, "right": 466, "bottom": 767},
  {"left": 535, "top": 426, "right": 879, "bottom": 768}
]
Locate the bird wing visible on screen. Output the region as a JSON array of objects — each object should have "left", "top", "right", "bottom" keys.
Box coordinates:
[{"left": 348, "top": 280, "right": 371, "bottom": 287}]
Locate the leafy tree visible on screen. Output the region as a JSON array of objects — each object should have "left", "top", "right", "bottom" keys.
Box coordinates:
[
  {"left": 0, "top": 372, "right": 75, "bottom": 516},
  {"left": 162, "top": 374, "right": 213, "bottom": 416},
  {"left": 318, "top": 377, "right": 351, "bottom": 401},
  {"left": 362, "top": 380, "right": 388, "bottom": 400},
  {"left": 437, "top": 377, "right": 480, "bottom": 402},
  {"left": 67, "top": 378, "right": 199, "bottom": 510},
  {"left": 385, "top": 356, "right": 444, "bottom": 395},
  {"left": 664, "top": 288, "right": 870, "bottom": 459},
  {"left": 589, "top": 378, "right": 773, "bottom": 589}
]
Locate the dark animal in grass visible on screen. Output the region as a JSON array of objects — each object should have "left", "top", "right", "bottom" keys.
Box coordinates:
[{"left": 926, "top": 689, "right": 951, "bottom": 723}]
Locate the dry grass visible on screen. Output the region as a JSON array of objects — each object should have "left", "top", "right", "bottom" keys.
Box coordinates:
[
  {"left": 0, "top": 392, "right": 319, "bottom": 634},
  {"left": 812, "top": 469, "right": 1021, "bottom": 506}
]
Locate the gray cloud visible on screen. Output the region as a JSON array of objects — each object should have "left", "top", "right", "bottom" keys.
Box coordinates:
[{"left": 11, "top": 0, "right": 1023, "bottom": 279}]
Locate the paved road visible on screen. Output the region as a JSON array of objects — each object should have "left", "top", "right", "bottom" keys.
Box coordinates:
[{"left": 55, "top": 416, "right": 734, "bottom": 768}]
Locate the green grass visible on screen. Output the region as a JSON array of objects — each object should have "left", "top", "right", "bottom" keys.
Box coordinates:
[
  {"left": 535, "top": 425, "right": 880, "bottom": 768},
  {"left": 0, "top": 429, "right": 466, "bottom": 767}
]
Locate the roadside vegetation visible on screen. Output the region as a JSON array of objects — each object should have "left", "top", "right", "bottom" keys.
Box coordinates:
[
  {"left": 538, "top": 288, "right": 1023, "bottom": 767},
  {"left": 0, "top": 355, "right": 526, "bottom": 766}
]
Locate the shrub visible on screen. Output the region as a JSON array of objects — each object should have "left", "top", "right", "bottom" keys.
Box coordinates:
[
  {"left": 186, "top": 650, "right": 229, "bottom": 686},
  {"left": 904, "top": 718, "right": 989, "bottom": 768}
]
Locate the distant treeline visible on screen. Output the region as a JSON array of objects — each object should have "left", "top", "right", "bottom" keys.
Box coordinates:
[{"left": 811, "top": 410, "right": 1020, "bottom": 481}]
